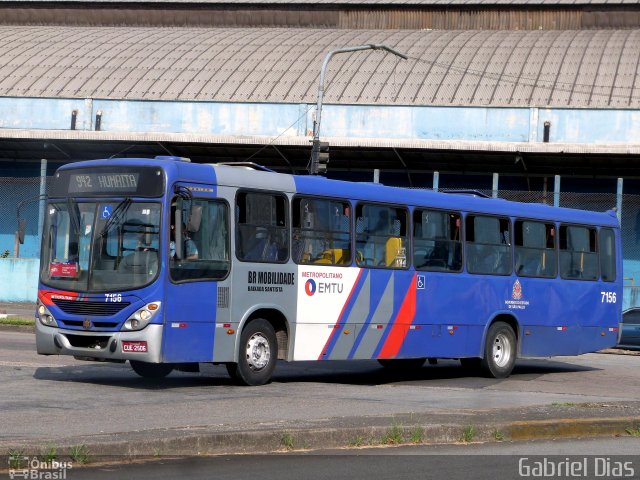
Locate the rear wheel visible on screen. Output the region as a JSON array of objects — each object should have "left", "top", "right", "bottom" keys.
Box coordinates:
[
  {"left": 480, "top": 321, "right": 517, "bottom": 378},
  {"left": 378, "top": 358, "right": 426, "bottom": 370},
  {"left": 130, "top": 360, "right": 174, "bottom": 378},
  {"left": 227, "top": 319, "right": 277, "bottom": 386}
]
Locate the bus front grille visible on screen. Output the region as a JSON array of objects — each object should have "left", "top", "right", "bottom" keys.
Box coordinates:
[{"left": 52, "top": 299, "right": 131, "bottom": 316}]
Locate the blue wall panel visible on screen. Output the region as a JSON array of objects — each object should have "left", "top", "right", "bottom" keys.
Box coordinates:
[{"left": 94, "top": 99, "right": 308, "bottom": 137}]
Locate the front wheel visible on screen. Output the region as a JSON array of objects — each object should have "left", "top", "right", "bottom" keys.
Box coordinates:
[
  {"left": 130, "top": 360, "right": 174, "bottom": 378},
  {"left": 227, "top": 319, "right": 277, "bottom": 386},
  {"left": 480, "top": 322, "right": 517, "bottom": 378}
]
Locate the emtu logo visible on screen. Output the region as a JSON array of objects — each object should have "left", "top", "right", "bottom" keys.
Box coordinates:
[{"left": 305, "top": 279, "right": 316, "bottom": 296}]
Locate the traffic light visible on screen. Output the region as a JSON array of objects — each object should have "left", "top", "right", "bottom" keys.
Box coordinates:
[
  {"left": 317, "top": 141, "right": 329, "bottom": 174},
  {"left": 310, "top": 140, "right": 330, "bottom": 175}
]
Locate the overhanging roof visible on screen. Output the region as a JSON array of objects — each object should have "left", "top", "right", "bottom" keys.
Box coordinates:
[{"left": 0, "top": 26, "right": 638, "bottom": 108}]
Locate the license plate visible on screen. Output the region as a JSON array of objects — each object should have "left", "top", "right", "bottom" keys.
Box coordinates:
[{"left": 122, "top": 341, "right": 147, "bottom": 353}]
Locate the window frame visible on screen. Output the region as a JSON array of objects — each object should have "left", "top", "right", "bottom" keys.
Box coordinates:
[
  {"left": 513, "top": 218, "right": 558, "bottom": 279},
  {"left": 558, "top": 223, "right": 599, "bottom": 281},
  {"left": 412, "top": 207, "right": 463, "bottom": 273},
  {"left": 291, "top": 194, "right": 353, "bottom": 267},
  {"left": 354, "top": 201, "right": 410, "bottom": 270},
  {"left": 234, "top": 188, "right": 290, "bottom": 264},
  {"left": 598, "top": 227, "right": 616, "bottom": 283},
  {"left": 169, "top": 196, "right": 231, "bottom": 284},
  {"left": 464, "top": 213, "right": 512, "bottom": 276}
]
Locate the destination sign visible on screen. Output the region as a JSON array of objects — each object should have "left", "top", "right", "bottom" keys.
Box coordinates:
[
  {"left": 69, "top": 173, "right": 140, "bottom": 193},
  {"left": 49, "top": 166, "right": 165, "bottom": 197}
]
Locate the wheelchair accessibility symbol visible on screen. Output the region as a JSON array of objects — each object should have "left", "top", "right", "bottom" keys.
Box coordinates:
[
  {"left": 101, "top": 205, "right": 112, "bottom": 219},
  {"left": 417, "top": 275, "right": 425, "bottom": 290}
]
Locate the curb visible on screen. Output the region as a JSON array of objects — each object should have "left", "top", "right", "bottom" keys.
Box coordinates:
[{"left": 3, "top": 416, "right": 640, "bottom": 466}]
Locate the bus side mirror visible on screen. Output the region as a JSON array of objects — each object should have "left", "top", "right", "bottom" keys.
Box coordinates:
[{"left": 17, "top": 218, "right": 26, "bottom": 244}]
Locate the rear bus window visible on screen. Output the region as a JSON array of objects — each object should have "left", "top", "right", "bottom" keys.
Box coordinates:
[
  {"left": 292, "top": 197, "right": 351, "bottom": 266},
  {"left": 599, "top": 228, "right": 616, "bottom": 282},
  {"left": 559, "top": 225, "right": 598, "bottom": 280},
  {"left": 514, "top": 220, "right": 557, "bottom": 278},
  {"left": 413, "top": 209, "right": 462, "bottom": 272},
  {"left": 355, "top": 204, "right": 408, "bottom": 269},
  {"left": 465, "top": 215, "right": 511, "bottom": 275}
]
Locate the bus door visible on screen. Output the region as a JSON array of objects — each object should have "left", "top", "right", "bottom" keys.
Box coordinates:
[{"left": 162, "top": 192, "right": 230, "bottom": 363}]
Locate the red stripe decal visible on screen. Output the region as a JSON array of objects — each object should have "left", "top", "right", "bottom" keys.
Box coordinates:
[
  {"left": 318, "top": 269, "right": 363, "bottom": 360},
  {"left": 38, "top": 289, "right": 79, "bottom": 306},
  {"left": 379, "top": 274, "right": 417, "bottom": 359}
]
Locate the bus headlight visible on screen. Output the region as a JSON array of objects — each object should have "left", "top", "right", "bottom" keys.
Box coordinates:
[
  {"left": 123, "top": 302, "right": 161, "bottom": 331},
  {"left": 37, "top": 302, "right": 58, "bottom": 328}
]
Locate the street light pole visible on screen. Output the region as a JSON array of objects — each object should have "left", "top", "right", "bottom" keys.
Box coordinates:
[{"left": 309, "top": 44, "right": 408, "bottom": 175}]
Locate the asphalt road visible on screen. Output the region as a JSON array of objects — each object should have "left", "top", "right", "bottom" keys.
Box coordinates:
[
  {"left": 2, "top": 330, "right": 640, "bottom": 446},
  {"left": 64, "top": 438, "right": 640, "bottom": 480}
]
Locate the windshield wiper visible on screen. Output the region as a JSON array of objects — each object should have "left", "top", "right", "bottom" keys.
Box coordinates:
[
  {"left": 100, "top": 198, "right": 132, "bottom": 237},
  {"left": 67, "top": 198, "right": 81, "bottom": 236}
]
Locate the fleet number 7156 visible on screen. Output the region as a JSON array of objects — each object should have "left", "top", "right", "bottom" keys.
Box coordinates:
[{"left": 601, "top": 291, "right": 617, "bottom": 303}]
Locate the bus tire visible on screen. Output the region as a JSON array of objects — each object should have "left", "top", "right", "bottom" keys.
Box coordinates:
[
  {"left": 130, "top": 360, "right": 174, "bottom": 378},
  {"left": 227, "top": 318, "right": 277, "bottom": 386},
  {"left": 378, "top": 358, "right": 426, "bottom": 370},
  {"left": 480, "top": 321, "right": 516, "bottom": 378}
]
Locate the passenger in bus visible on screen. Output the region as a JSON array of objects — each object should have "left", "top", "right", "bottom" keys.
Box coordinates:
[
  {"left": 245, "top": 227, "right": 278, "bottom": 262},
  {"left": 170, "top": 223, "right": 198, "bottom": 260}
]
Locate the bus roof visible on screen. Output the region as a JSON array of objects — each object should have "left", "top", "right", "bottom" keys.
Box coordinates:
[{"left": 57, "top": 158, "right": 619, "bottom": 228}]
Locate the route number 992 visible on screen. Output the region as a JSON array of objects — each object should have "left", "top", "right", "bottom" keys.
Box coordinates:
[{"left": 601, "top": 291, "right": 617, "bottom": 303}]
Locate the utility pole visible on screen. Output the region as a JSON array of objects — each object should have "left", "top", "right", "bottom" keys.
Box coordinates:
[{"left": 309, "top": 44, "right": 408, "bottom": 175}]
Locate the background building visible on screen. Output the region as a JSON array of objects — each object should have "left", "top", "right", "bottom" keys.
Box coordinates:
[{"left": 0, "top": 0, "right": 639, "bottom": 302}]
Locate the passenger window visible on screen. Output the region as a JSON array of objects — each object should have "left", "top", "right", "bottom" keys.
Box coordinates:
[
  {"left": 599, "top": 228, "right": 616, "bottom": 282},
  {"left": 514, "top": 220, "right": 557, "bottom": 278},
  {"left": 559, "top": 225, "right": 598, "bottom": 280},
  {"left": 355, "top": 204, "right": 408, "bottom": 269},
  {"left": 292, "top": 197, "right": 351, "bottom": 266},
  {"left": 413, "top": 210, "right": 462, "bottom": 272},
  {"left": 236, "top": 191, "right": 288, "bottom": 263},
  {"left": 466, "top": 215, "right": 511, "bottom": 275},
  {"left": 170, "top": 199, "right": 230, "bottom": 282}
]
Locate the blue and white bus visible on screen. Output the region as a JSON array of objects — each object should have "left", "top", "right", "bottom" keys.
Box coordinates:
[{"left": 36, "top": 156, "right": 622, "bottom": 385}]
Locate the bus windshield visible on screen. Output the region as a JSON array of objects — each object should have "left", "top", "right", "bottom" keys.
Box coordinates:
[{"left": 40, "top": 200, "right": 162, "bottom": 293}]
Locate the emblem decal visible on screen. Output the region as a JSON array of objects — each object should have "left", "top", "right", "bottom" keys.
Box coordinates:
[
  {"left": 512, "top": 279, "right": 523, "bottom": 300},
  {"left": 83, "top": 319, "right": 91, "bottom": 330}
]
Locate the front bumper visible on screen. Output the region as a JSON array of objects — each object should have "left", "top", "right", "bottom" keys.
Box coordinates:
[{"left": 36, "top": 321, "right": 164, "bottom": 363}]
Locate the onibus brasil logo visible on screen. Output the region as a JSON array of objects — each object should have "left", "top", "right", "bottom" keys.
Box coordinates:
[{"left": 8, "top": 455, "right": 73, "bottom": 479}]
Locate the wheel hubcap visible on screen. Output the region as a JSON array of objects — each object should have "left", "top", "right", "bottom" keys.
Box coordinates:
[
  {"left": 492, "top": 333, "right": 512, "bottom": 368},
  {"left": 245, "top": 333, "right": 271, "bottom": 371}
]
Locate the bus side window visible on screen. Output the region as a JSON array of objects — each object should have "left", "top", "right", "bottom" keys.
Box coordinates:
[
  {"left": 236, "top": 191, "right": 288, "bottom": 263},
  {"left": 170, "top": 199, "right": 230, "bottom": 282},
  {"left": 292, "top": 197, "right": 351, "bottom": 266},
  {"left": 355, "top": 204, "right": 407, "bottom": 269},
  {"left": 559, "top": 225, "right": 598, "bottom": 280},
  {"left": 466, "top": 215, "right": 511, "bottom": 275},
  {"left": 413, "top": 209, "right": 462, "bottom": 272},
  {"left": 514, "top": 220, "right": 557, "bottom": 278},
  {"left": 599, "top": 228, "right": 616, "bottom": 282}
]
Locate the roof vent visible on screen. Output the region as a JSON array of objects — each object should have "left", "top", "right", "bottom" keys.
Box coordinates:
[{"left": 154, "top": 155, "right": 191, "bottom": 162}]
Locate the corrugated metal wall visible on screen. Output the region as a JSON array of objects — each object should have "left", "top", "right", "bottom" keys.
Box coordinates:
[{"left": 0, "top": 6, "right": 639, "bottom": 29}]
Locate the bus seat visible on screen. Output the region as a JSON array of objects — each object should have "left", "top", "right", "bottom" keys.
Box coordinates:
[
  {"left": 314, "top": 248, "right": 349, "bottom": 265},
  {"left": 385, "top": 237, "right": 405, "bottom": 267}
]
